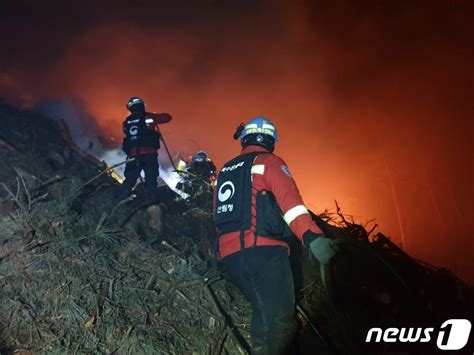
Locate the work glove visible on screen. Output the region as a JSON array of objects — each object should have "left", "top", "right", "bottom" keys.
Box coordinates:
[{"left": 303, "top": 231, "right": 338, "bottom": 264}]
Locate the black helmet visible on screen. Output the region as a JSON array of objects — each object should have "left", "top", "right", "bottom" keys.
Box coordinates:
[
  {"left": 126, "top": 97, "right": 145, "bottom": 112},
  {"left": 192, "top": 150, "right": 208, "bottom": 162}
]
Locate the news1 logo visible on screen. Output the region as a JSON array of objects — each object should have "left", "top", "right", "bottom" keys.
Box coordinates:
[{"left": 365, "top": 319, "right": 472, "bottom": 350}]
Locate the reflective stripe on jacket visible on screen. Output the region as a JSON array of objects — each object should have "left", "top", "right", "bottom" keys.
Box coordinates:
[
  {"left": 129, "top": 147, "right": 158, "bottom": 157},
  {"left": 217, "top": 145, "right": 323, "bottom": 259}
]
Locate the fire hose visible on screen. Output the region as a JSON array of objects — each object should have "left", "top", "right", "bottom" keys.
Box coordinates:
[
  {"left": 296, "top": 303, "right": 328, "bottom": 346},
  {"left": 156, "top": 126, "right": 178, "bottom": 172}
]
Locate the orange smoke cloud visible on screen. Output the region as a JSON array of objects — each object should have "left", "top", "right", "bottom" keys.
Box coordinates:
[{"left": 0, "top": 0, "right": 472, "bottom": 283}]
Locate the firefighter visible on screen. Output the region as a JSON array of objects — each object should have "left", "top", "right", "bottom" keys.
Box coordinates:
[
  {"left": 213, "top": 116, "right": 337, "bottom": 354},
  {"left": 187, "top": 151, "right": 217, "bottom": 182},
  {"left": 176, "top": 151, "right": 217, "bottom": 204},
  {"left": 118, "top": 97, "right": 172, "bottom": 204}
]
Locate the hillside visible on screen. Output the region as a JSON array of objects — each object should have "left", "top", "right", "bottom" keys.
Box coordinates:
[{"left": 0, "top": 103, "right": 472, "bottom": 354}]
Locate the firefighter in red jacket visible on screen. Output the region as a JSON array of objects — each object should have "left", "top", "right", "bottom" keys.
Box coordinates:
[
  {"left": 213, "top": 116, "right": 337, "bottom": 354},
  {"left": 118, "top": 97, "right": 172, "bottom": 204}
]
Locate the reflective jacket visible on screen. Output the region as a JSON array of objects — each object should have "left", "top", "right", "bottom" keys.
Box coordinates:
[
  {"left": 122, "top": 112, "right": 172, "bottom": 157},
  {"left": 215, "top": 145, "right": 323, "bottom": 260}
]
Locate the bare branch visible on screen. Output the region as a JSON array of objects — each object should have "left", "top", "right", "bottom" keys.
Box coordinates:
[
  {"left": 13, "top": 167, "right": 32, "bottom": 212},
  {"left": 74, "top": 158, "right": 135, "bottom": 195}
]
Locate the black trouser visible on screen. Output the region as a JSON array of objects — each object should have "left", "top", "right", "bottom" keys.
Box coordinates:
[
  {"left": 118, "top": 153, "right": 159, "bottom": 203},
  {"left": 222, "top": 246, "right": 297, "bottom": 355}
]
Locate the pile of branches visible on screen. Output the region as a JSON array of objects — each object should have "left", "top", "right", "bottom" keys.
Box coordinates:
[
  {"left": 298, "top": 203, "right": 474, "bottom": 353},
  {"left": 0, "top": 167, "right": 254, "bottom": 354}
]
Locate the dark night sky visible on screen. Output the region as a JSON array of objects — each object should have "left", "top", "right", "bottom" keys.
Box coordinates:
[{"left": 0, "top": 0, "right": 473, "bottom": 282}]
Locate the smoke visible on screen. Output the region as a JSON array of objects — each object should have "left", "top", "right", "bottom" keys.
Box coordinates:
[
  {"left": 34, "top": 97, "right": 105, "bottom": 157},
  {"left": 0, "top": 0, "right": 472, "bottom": 282},
  {"left": 97, "top": 148, "right": 128, "bottom": 175},
  {"left": 99, "top": 147, "right": 187, "bottom": 198},
  {"left": 34, "top": 97, "right": 186, "bottom": 194}
]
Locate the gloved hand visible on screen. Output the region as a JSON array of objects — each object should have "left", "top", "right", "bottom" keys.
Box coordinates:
[{"left": 303, "top": 231, "right": 338, "bottom": 264}]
